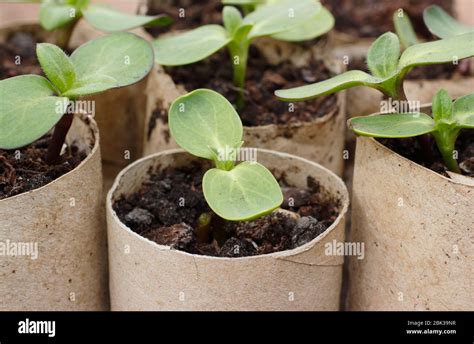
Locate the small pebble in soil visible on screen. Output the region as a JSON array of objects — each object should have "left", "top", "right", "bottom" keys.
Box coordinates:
[
  {"left": 292, "top": 216, "right": 326, "bottom": 248},
  {"left": 124, "top": 208, "right": 154, "bottom": 227},
  {"left": 219, "top": 237, "right": 257, "bottom": 257},
  {"left": 143, "top": 223, "right": 195, "bottom": 251}
]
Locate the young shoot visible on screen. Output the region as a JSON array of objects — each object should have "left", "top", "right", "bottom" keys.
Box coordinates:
[
  {"left": 169, "top": 89, "right": 283, "bottom": 221},
  {"left": 393, "top": 9, "right": 421, "bottom": 49},
  {"left": 0, "top": 33, "right": 154, "bottom": 164},
  {"left": 424, "top": 5, "right": 474, "bottom": 39},
  {"left": 348, "top": 90, "right": 474, "bottom": 173},
  {"left": 40, "top": 0, "right": 171, "bottom": 48},
  {"left": 153, "top": 0, "right": 333, "bottom": 107},
  {"left": 275, "top": 31, "right": 474, "bottom": 102}
]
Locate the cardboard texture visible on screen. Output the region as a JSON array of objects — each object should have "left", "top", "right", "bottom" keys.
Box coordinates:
[
  {"left": 107, "top": 149, "right": 349, "bottom": 311},
  {"left": 0, "top": 115, "right": 108, "bottom": 311},
  {"left": 348, "top": 136, "right": 474, "bottom": 310},
  {"left": 143, "top": 39, "right": 347, "bottom": 176}
]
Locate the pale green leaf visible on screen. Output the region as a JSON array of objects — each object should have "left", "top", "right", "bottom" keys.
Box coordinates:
[
  {"left": 424, "top": 5, "right": 474, "bottom": 39},
  {"left": 349, "top": 113, "right": 436, "bottom": 138},
  {"left": 222, "top": 0, "right": 263, "bottom": 4},
  {"left": 64, "top": 32, "right": 154, "bottom": 97},
  {"left": 203, "top": 161, "right": 283, "bottom": 221},
  {"left": 40, "top": 0, "right": 78, "bottom": 30},
  {"left": 153, "top": 25, "right": 231, "bottom": 66},
  {"left": 0, "top": 75, "right": 67, "bottom": 149},
  {"left": 398, "top": 32, "right": 474, "bottom": 70},
  {"left": 432, "top": 89, "right": 453, "bottom": 122},
  {"left": 271, "top": 6, "right": 334, "bottom": 42},
  {"left": 82, "top": 5, "right": 171, "bottom": 32},
  {"left": 453, "top": 93, "right": 474, "bottom": 128},
  {"left": 169, "top": 89, "right": 243, "bottom": 160},
  {"left": 223, "top": 6, "right": 243, "bottom": 35},
  {"left": 243, "top": 0, "right": 321, "bottom": 39},
  {"left": 275, "top": 70, "right": 380, "bottom": 101},
  {"left": 36, "top": 43, "right": 75, "bottom": 94},
  {"left": 393, "top": 9, "right": 420, "bottom": 48},
  {"left": 367, "top": 32, "right": 401, "bottom": 78}
]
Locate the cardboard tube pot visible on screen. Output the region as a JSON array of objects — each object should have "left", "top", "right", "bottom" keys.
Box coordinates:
[
  {"left": 144, "top": 40, "right": 347, "bottom": 176},
  {"left": 348, "top": 135, "right": 474, "bottom": 310},
  {"left": 0, "top": 114, "right": 108, "bottom": 311},
  {"left": 107, "top": 149, "right": 349, "bottom": 311}
]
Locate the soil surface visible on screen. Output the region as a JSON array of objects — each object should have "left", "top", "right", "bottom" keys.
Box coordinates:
[
  {"left": 321, "top": 0, "right": 453, "bottom": 38},
  {"left": 146, "top": 0, "right": 223, "bottom": 36},
  {"left": 0, "top": 134, "right": 86, "bottom": 200},
  {"left": 379, "top": 130, "right": 474, "bottom": 178},
  {"left": 113, "top": 163, "right": 340, "bottom": 257},
  {"left": 0, "top": 31, "right": 42, "bottom": 80},
  {"left": 151, "top": 47, "right": 338, "bottom": 129}
]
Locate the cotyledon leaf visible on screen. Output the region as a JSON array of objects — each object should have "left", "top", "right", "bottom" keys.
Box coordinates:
[
  {"left": 453, "top": 93, "right": 474, "bottom": 128},
  {"left": 0, "top": 75, "right": 68, "bottom": 149},
  {"left": 366, "top": 32, "right": 401, "bottom": 78},
  {"left": 40, "top": 0, "right": 78, "bottom": 31},
  {"left": 423, "top": 5, "right": 474, "bottom": 39},
  {"left": 203, "top": 161, "right": 284, "bottom": 221},
  {"left": 153, "top": 25, "right": 231, "bottom": 66},
  {"left": 63, "top": 32, "right": 154, "bottom": 97},
  {"left": 83, "top": 4, "right": 172, "bottom": 32},
  {"left": 169, "top": 89, "right": 243, "bottom": 160},
  {"left": 349, "top": 113, "right": 436, "bottom": 138}
]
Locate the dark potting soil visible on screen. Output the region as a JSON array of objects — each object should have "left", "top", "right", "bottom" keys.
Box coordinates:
[
  {"left": 379, "top": 130, "right": 474, "bottom": 178},
  {"left": 113, "top": 163, "right": 340, "bottom": 258},
  {"left": 321, "top": 0, "right": 453, "bottom": 39},
  {"left": 146, "top": 0, "right": 223, "bottom": 36},
  {"left": 150, "top": 47, "right": 338, "bottom": 131},
  {"left": 0, "top": 31, "right": 42, "bottom": 80},
  {"left": 0, "top": 134, "right": 86, "bottom": 200}
]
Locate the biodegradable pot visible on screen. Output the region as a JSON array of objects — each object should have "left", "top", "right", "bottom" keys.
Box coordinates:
[
  {"left": 348, "top": 135, "right": 474, "bottom": 311},
  {"left": 107, "top": 149, "right": 349, "bottom": 311},
  {"left": 144, "top": 39, "right": 347, "bottom": 176},
  {"left": 0, "top": 114, "right": 108, "bottom": 311}
]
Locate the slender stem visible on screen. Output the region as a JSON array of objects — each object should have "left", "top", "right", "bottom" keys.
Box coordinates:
[
  {"left": 46, "top": 113, "right": 74, "bottom": 165},
  {"left": 432, "top": 129, "right": 461, "bottom": 173},
  {"left": 54, "top": 21, "right": 78, "bottom": 50},
  {"left": 227, "top": 40, "right": 250, "bottom": 109}
]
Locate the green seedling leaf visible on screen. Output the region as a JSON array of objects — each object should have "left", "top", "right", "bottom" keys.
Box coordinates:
[
  {"left": 393, "top": 9, "right": 420, "bottom": 48},
  {"left": 243, "top": 0, "right": 321, "bottom": 39},
  {"left": 82, "top": 4, "right": 172, "bottom": 32},
  {"left": 36, "top": 43, "right": 75, "bottom": 94},
  {"left": 153, "top": 25, "right": 231, "bottom": 66},
  {"left": 223, "top": 6, "right": 243, "bottom": 35},
  {"left": 169, "top": 89, "right": 243, "bottom": 160},
  {"left": 432, "top": 89, "right": 453, "bottom": 122},
  {"left": 203, "top": 161, "right": 284, "bottom": 221},
  {"left": 0, "top": 75, "right": 67, "bottom": 149},
  {"left": 64, "top": 32, "right": 154, "bottom": 97},
  {"left": 222, "top": 0, "right": 263, "bottom": 4},
  {"left": 40, "top": 0, "right": 78, "bottom": 30},
  {"left": 453, "top": 93, "right": 474, "bottom": 128},
  {"left": 367, "top": 32, "right": 401, "bottom": 78},
  {"left": 398, "top": 32, "right": 474, "bottom": 70},
  {"left": 424, "top": 5, "right": 474, "bottom": 38},
  {"left": 349, "top": 113, "right": 435, "bottom": 138},
  {"left": 271, "top": 5, "right": 334, "bottom": 42},
  {"left": 275, "top": 70, "right": 380, "bottom": 101}
]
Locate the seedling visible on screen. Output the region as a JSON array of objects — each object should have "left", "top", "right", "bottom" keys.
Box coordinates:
[
  {"left": 169, "top": 89, "right": 283, "bottom": 221},
  {"left": 153, "top": 0, "right": 333, "bottom": 107},
  {"left": 275, "top": 31, "right": 474, "bottom": 102},
  {"left": 393, "top": 9, "right": 420, "bottom": 49},
  {"left": 0, "top": 32, "right": 154, "bottom": 164},
  {"left": 424, "top": 5, "right": 474, "bottom": 38},
  {"left": 39, "top": 0, "right": 171, "bottom": 48},
  {"left": 349, "top": 90, "right": 474, "bottom": 173}
]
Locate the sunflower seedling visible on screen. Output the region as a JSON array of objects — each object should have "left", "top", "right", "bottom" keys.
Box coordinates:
[
  {"left": 349, "top": 90, "right": 474, "bottom": 173},
  {"left": 154, "top": 0, "right": 332, "bottom": 107},
  {"left": 424, "top": 5, "right": 474, "bottom": 39},
  {"left": 275, "top": 31, "right": 474, "bottom": 102},
  {"left": 39, "top": 0, "right": 171, "bottom": 48},
  {"left": 0, "top": 32, "right": 154, "bottom": 164},
  {"left": 393, "top": 8, "right": 421, "bottom": 49},
  {"left": 169, "top": 89, "right": 283, "bottom": 221}
]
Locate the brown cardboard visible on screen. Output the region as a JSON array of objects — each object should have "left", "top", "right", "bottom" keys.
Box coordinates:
[
  {"left": 348, "top": 136, "right": 474, "bottom": 310},
  {"left": 107, "top": 149, "right": 349, "bottom": 311},
  {"left": 143, "top": 40, "right": 347, "bottom": 176},
  {"left": 0, "top": 115, "right": 108, "bottom": 311}
]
